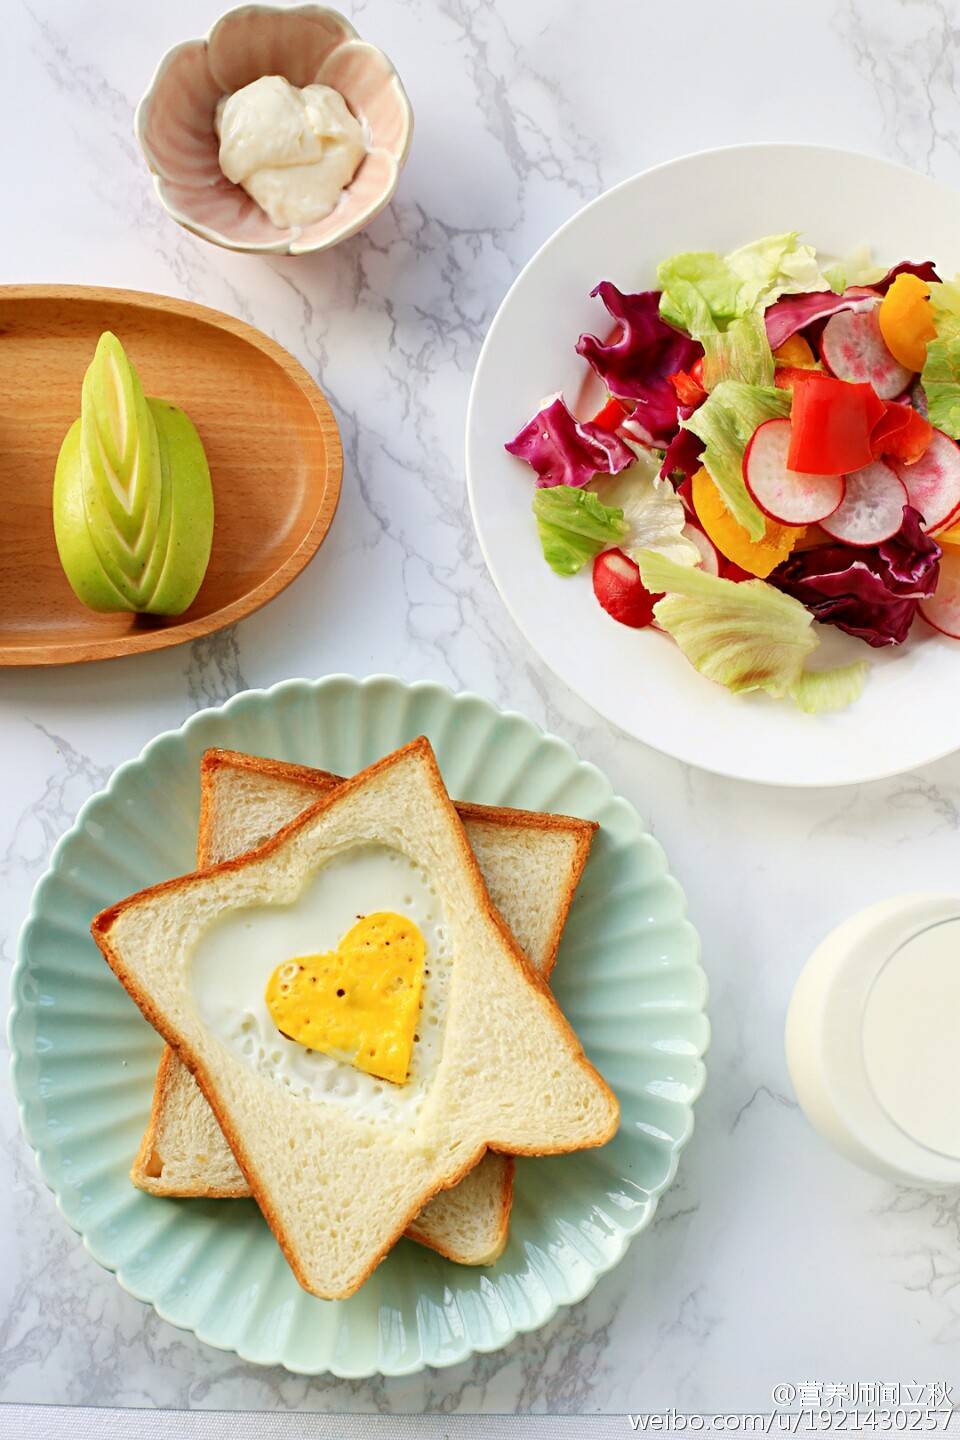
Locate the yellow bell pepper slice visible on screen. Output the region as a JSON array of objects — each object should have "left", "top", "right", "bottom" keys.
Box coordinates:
[
  {"left": 934, "top": 513, "right": 960, "bottom": 545},
  {"left": 692, "top": 466, "right": 805, "bottom": 578},
  {"left": 773, "top": 335, "right": 817, "bottom": 369},
  {"left": 878, "top": 273, "right": 936, "bottom": 372}
]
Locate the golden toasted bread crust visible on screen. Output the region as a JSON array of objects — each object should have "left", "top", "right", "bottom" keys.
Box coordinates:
[
  {"left": 134, "top": 748, "right": 596, "bottom": 1222},
  {"left": 97, "top": 739, "right": 616, "bottom": 1297},
  {"left": 197, "top": 749, "right": 597, "bottom": 981},
  {"left": 131, "top": 1046, "right": 175, "bottom": 1192},
  {"left": 130, "top": 1044, "right": 252, "bottom": 1198},
  {"left": 405, "top": 1154, "right": 515, "bottom": 1265},
  {"left": 198, "top": 747, "right": 597, "bottom": 842}
]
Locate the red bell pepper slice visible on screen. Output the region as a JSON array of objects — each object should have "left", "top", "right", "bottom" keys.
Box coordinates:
[
  {"left": 668, "top": 368, "right": 707, "bottom": 408},
  {"left": 717, "top": 557, "right": 753, "bottom": 583},
  {"left": 870, "top": 401, "right": 933, "bottom": 465},
  {"left": 787, "top": 374, "right": 886, "bottom": 475},
  {"left": 774, "top": 365, "right": 821, "bottom": 392},
  {"left": 590, "top": 395, "right": 630, "bottom": 431}
]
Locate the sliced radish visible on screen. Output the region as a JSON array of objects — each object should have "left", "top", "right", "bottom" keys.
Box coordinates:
[
  {"left": 891, "top": 429, "right": 960, "bottom": 532},
  {"left": 820, "top": 306, "right": 913, "bottom": 399},
  {"left": 682, "top": 523, "right": 719, "bottom": 574},
  {"left": 593, "top": 548, "right": 658, "bottom": 628},
  {"left": 819, "top": 461, "right": 908, "bottom": 546},
  {"left": 919, "top": 544, "right": 960, "bottom": 638},
  {"left": 743, "top": 418, "right": 845, "bottom": 525}
]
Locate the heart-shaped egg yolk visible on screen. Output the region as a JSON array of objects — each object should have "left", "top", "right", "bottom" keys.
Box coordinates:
[{"left": 264, "top": 912, "right": 426, "bottom": 1085}]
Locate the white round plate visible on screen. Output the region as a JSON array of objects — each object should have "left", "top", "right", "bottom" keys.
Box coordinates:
[{"left": 466, "top": 144, "right": 960, "bottom": 786}]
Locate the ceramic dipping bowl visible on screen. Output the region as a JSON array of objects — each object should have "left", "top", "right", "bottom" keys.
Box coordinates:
[{"left": 135, "top": 4, "right": 413, "bottom": 256}]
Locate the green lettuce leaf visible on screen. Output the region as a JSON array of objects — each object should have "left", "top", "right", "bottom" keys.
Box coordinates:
[
  {"left": 930, "top": 279, "right": 960, "bottom": 318},
  {"left": 658, "top": 233, "right": 827, "bottom": 339},
  {"left": 823, "top": 265, "right": 846, "bottom": 297},
  {"left": 700, "top": 311, "right": 775, "bottom": 390},
  {"left": 822, "top": 245, "right": 887, "bottom": 295},
  {"left": 533, "top": 485, "right": 627, "bottom": 576},
  {"left": 590, "top": 448, "right": 700, "bottom": 566},
  {"left": 635, "top": 552, "right": 867, "bottom": 711},
  {"left": 656, "top": 252, "right": 742, "bottom": 336},
  {"left": 790, "top": 663, "right": 869, "bottom": 714},
  {"left": 922, "top": 281, "right": 960, "bottom": 438},
  {"left": 725, "top": 232, "right": 827, "bottom": 312},
  {"left": 682, "top": 381, "right": 791, "bottom": 540}
]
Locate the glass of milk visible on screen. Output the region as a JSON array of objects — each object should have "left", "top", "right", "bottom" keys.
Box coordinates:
[{"left": 786, "top": 893, "right": 960, "bottom": 1187}]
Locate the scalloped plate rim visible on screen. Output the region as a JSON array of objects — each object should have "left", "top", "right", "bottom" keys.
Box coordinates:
[{"left": 9, "top": 674, "right": 708, "bottom": 1377}]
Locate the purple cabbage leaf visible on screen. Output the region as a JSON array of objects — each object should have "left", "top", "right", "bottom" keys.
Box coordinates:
[
  {"left": 872, "top": 259, "right": 941, "bottom": 294},
  {"left": 764, "top": 261, "right": 942, "bottom": 350},
  {"left": 771, "top": 506, "right": 940, "bottom": 647},
  {"left": 576, "top": 284, "right": 701, "bottom": 444},
  {"left": 504, "top": 394, "right": 635, "bottom": 488},
  {"left": 659, "top": 426, "right": 705, "bottom": 484},
  {"left": 764, "top": 288, "right": 877, "bottom": 350}
]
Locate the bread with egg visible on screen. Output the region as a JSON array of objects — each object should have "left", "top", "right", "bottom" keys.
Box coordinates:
[
  {"left": 93, "top": 738, "right": 619, "bottom": 1300},
  {"left": 133, "top": 748, "right": 596, "bottom": 1267}
]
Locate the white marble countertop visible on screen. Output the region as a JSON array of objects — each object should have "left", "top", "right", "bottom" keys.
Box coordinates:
[{"left": 4, "top": 0, "right": 960, "bottom": 1417}]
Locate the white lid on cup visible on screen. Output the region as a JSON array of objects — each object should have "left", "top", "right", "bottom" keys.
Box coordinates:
[{"left": 785, "top": 893, "right": 960, "bottom": 1188}]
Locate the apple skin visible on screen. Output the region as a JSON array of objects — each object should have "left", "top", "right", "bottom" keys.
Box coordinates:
[
  {"left": 53, "top": 418, "right": 135, "bottom": 612},
  {"left": 52, "top": 400, "right": 214, "bottom": 616},
  {"left": 145, "top": 399, "right": 214, "bottom": 616}
]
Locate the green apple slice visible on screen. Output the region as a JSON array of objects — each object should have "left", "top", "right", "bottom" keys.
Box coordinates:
[
  {"left": 53, "top": 332, "right": 214, "bottom": 616},
  {"left": 144, "top": 398, "right": 213, "bottom": 615}
]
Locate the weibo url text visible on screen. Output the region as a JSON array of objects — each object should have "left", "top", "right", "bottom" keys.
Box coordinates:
[{"left": 628, "top": 1411, "right": 955, "bottom": 1433}]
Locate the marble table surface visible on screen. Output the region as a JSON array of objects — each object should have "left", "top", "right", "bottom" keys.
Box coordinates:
[{"left": 4, "top": 0, "right": 960, "bottom": 1417}]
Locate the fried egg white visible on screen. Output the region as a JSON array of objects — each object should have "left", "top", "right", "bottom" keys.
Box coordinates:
[{"left": 189, "top": 844, "right": 451, "bottom": 1127}]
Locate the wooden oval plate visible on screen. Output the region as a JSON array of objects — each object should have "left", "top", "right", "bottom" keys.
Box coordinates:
[{"left": 0, "top": 285, "right": 342, "bottom": 665}]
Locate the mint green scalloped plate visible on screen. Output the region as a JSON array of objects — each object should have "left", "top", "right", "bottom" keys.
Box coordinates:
[{"left": 10, "top": 676, "right": 707, "bottom": 1376}]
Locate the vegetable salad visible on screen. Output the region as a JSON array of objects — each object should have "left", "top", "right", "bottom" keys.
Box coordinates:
[{"left": 505, "top": 233, "right": 960, "bottom": 712}]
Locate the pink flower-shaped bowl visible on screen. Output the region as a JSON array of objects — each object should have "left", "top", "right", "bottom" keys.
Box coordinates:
[{"left": 135, "top": 4, "right": 413, "bottom": 256}]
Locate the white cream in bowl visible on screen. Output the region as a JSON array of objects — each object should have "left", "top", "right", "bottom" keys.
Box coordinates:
[{"left": 215, "top": 74, "right": 366, "bottom": 228}]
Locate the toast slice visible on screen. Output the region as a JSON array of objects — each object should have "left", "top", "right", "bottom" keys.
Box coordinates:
[
  {"left": 93, "top": 739, "right": 619, "bottom": 1299},
  {"left": 133, "top": 748, "right": 596, "bottom": 1267}
]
